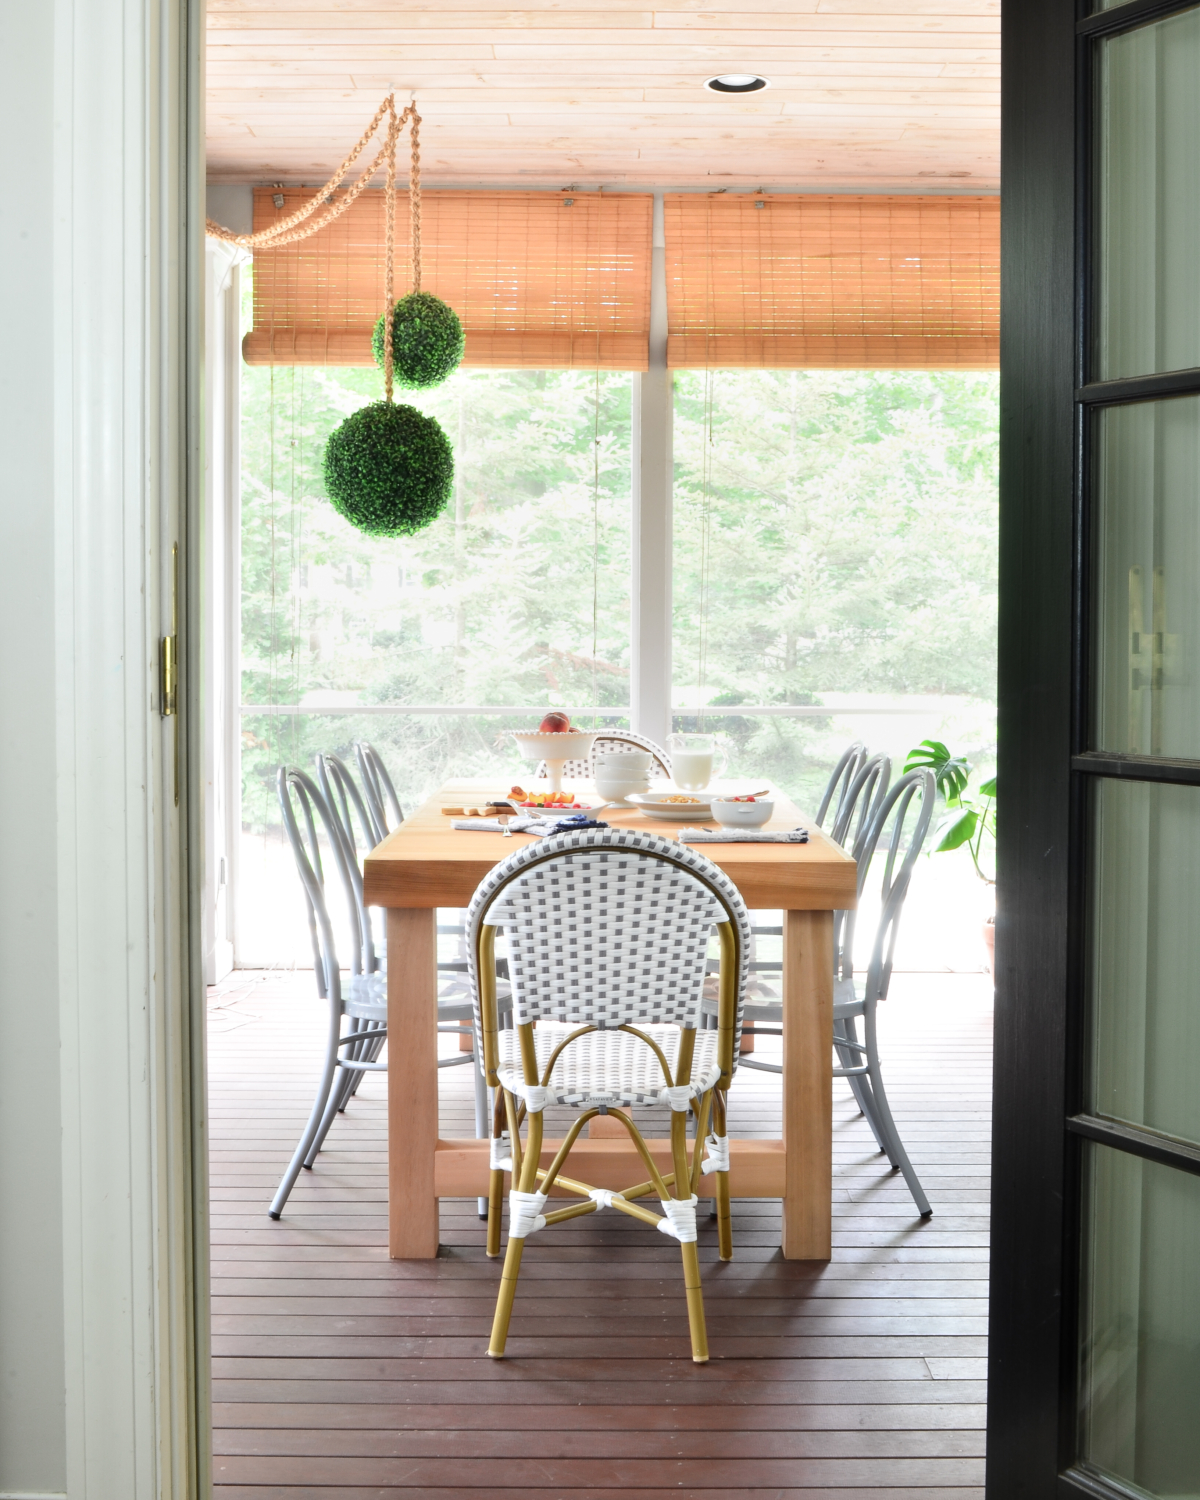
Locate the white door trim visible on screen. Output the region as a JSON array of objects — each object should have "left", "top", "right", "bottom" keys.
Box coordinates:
[{"left": 53, "top": 0, "right": 209, "bottom": 1491}]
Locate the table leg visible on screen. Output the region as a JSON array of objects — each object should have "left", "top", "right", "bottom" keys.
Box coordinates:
[
  {"left": 781, "top": 908, "right": 833, "bottom": 1260},
  {"left": 387, "top": 907, "right": 439, "bottom": 1258}
]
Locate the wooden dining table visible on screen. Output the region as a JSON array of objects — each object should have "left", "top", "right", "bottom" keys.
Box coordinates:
[{"left": 362, "top": 777, "right": 857, "bottom": 1261}]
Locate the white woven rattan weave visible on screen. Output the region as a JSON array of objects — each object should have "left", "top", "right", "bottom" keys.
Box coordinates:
[
  {"left": 535, "top": 730, "right": 672, "bottom": 782},
  {"left": 496, "top": 1022, "right": 722, "bottom": 1109},
  {"left": 468, "top": 830, "right": 750, "bottom": 1048},
  {"left": 486, "top": 861, "right": 720, "bottom": 1028}
]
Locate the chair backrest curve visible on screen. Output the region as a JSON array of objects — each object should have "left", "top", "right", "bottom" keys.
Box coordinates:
[
  {"left": 849, "top": 769, "right": 936, "bottom": 1004},
  {"left": 467, "top": 828, "right": 752, "bottom": 1042},
  {"left": 353, "top": 741, "right": 404, "bottom": 842},
  {"left": 278, "top": 766, "right": 359, "bottom": 1004},
  {"left": 316, "top": 753, "right": 382, "bottom": 973},
  {"left": 816, "top": 741, "right": 866, "bottom": 828}
]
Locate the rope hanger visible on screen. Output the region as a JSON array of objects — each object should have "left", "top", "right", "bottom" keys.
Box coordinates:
[{"left": 206, "top": 93, "right": 423, "bottom": 403}]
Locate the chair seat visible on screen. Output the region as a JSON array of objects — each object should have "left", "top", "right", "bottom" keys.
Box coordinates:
[
  {"left": 702, "top": 975, "right": 863, "bottom": 1027},
  {"left": 497, "top": 1023, "right": 721, "bottom": 1109},
  {"left": 832, "top": 974, "right": 864, "bottom": 1018},
  {"left": 346, "top": 971, "right": 510, "bottom": 1024}
]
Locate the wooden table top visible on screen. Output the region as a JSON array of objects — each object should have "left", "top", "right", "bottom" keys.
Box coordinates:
[{"left": 362, "top": 778, "right": 857, "bottom": 911}]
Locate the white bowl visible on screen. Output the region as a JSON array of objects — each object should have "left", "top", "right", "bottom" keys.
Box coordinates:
[
  {"left": 594, "top": 748, "right": 654, "bottom": 772},
  {"left": 710, "top": 798, "right": 774, "bottom": 828},
  {"left": 626, "top": 790, "right": 714, "bottom": 822},
  {"left": 594, "top": 776, "right": 651, "bottom": 804}
]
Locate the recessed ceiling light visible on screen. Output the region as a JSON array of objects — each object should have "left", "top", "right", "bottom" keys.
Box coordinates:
[{"left": 704, "top": 74, "right": 770, "bottom": 94}]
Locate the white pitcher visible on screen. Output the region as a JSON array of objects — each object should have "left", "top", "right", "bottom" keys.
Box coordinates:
[{"left": 667, "top": 732, "right": 722, "bottom": 792}]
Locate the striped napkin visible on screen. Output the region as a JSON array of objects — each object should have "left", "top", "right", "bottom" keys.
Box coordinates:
[{"left": 679, "top": 827, "right": 809, "bottom": 845}]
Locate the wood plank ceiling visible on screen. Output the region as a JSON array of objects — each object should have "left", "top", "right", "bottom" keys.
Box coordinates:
[{"left": 206, "top": 0, "right": 999, "bottom": 189}]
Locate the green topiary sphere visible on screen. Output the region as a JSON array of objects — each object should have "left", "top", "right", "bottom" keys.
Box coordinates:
[
  {"left": 372, "top": 291, "right": 465, "bottom": 389},
  {"left": 322, "top": 401, "right": 453, "bottom": 538}
]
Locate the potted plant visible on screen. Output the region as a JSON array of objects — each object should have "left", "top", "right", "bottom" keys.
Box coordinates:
[{"left": 904, "top": 740, "right": 996, "bottom": 971}]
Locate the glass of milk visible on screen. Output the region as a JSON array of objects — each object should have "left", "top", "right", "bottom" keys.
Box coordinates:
[{"left": 667, "top": 733, "right": 721, "bottom": 791}]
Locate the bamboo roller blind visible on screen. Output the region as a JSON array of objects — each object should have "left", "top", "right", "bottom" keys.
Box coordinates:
[
  {"left": 244, "top": 188, "right": 653, "bottom": 371},
  {"left": 664, "top": 194, "right": 1000, "bottom": 370}
]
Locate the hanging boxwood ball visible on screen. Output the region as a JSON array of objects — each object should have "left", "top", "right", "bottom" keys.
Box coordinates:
[
  {"left": 372, "top": 291, "right": 465, "bottom": 390},
  {"left": 322, "top": 401, "right": 454, "bottom": 538}
]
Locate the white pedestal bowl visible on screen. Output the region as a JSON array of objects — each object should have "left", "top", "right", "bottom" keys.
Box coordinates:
[{"left": 511, "top": 729, "right": 600, "bottom": 794}]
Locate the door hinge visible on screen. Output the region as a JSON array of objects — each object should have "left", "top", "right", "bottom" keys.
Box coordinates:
[
  {"left": 161, "top": 633, "right": 177, "bottom": 716},
  {"left": 162, "top": 541, "right": 179, "bottom": 717},
  {"left": 163, "top": 541, "right": 180, "bottom": 807}
]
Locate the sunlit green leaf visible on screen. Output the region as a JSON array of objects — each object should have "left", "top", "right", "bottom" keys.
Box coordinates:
[{"left": 936, "top": 809, "right": 978, "bottom": 851}]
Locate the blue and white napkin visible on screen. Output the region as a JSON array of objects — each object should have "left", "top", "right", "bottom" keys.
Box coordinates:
[
  {"left": 451, "top": 813, "right": 610, "bottom": 836},
  {"left": 678, "top": 827, "right": 809, "bottom": 845}
]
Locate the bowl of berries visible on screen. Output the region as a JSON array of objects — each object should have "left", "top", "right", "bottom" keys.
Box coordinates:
[
  {"left": 506, "top": 786, "right": 595, "bottom": 818},
  {"left": 710, "top": 794, "right": 774, "bottom": 829},
  {"left": 510, "top": 713, "right": 600, "bottom": 795}
]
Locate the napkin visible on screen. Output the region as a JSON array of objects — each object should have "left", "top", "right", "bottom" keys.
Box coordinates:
[
  {"left": 679, "top": 827, "right": 809, "bottom": 844},
  {"left": 451, "top": 814, "right": 610, "bottom": 836}
]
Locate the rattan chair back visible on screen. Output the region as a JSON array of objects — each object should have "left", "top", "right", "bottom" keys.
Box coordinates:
[
  {"left": 465, "top": 828, "right": 754, "bottom": 1363},
  {"left": 536, "top": 729, "right": 672, "bottom": 782}
]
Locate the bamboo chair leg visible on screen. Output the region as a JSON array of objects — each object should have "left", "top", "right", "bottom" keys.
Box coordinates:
[
  {"left": 488, "top": 1235, "right": 525, "bottom": 1358},
  {"left": 486, "top": 1169, "right": 504, "bottom": 1258},
  {"left": 681, "top": 1240, "right": 709, "bottom": 1364},
  {"left": 666, "top": 1084, "right": 709, "bottom": 1364},
  {"left": 715, "top": 1171, "right": 732, "bottom": 1261},
  {"left": 488, "top": 1104, "right": 542, "bottom": 1358},
  {"left": 712, "top": 1091, "right": 732, "bottom": 1260}
]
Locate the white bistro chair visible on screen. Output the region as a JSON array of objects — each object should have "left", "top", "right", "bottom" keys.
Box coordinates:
[
  {"left": 536, "top": 728, "right": 672, "bottom": 783},
  {"left": 466, "top": 827, "right": 752, "bottom": 1363}
]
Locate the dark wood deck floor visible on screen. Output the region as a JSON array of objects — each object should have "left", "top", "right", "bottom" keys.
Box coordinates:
[{"left": 208, "top": 967, "right": 992, "bottom": 1497}]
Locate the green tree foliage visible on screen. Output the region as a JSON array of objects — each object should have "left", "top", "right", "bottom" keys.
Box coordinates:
[
  {"left": 671, "top": 369, "right": 999, "bottom": 800},
  {"left": 239, "top": 364, "right": 632, "bottom": 827},
  {"left": 239, "top": 361, "right": 998, "bottom": 828}
]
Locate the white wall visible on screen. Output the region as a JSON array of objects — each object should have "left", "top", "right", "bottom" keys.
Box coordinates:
[{"left": 0, "top": 0, "right": 67, "bottom": 1490}]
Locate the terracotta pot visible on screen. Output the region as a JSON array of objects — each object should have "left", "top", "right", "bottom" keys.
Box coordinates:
[{"left": 983, "top": 918, "right": 995, "bottom": 973}]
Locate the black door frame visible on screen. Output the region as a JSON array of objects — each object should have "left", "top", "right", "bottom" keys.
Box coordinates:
[{"left": 990, "top": 2, "right": 1200, "bottom": 1495}]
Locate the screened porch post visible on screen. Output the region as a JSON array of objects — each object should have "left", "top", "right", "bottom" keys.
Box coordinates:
[
  {"left": 202, "top": 242, "right": 244, "bottom": 983},
  {"left": 631, "top": 190, "right": 673, "bottom": 748}
]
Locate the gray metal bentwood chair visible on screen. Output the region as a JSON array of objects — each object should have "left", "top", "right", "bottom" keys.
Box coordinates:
[
  {"left": 705, "top": 764, "right": 935, "bottom": 1217},
  {"left": 740, "top": 751, "right": 890, "bottom": 1050},
  {"left": 330, "top": 744, "right": 510, "bottom": 1212},
  {"left": 269, "top": 765, "right": 502, "bottom": 1219},
  {"left": 815, "top": 740, "right": 867, "bottom": 829},
  {"left": 354, "top": 740, "right": 403, "bottom": 845}
]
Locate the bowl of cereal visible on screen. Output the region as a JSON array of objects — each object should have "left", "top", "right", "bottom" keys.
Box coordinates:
[{"left": 625, "top": 790, "right": 714, "bottom": 822}]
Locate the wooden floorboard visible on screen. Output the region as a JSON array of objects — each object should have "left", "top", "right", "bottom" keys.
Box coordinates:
[{"left": 209, "top": 967, "right": 991, "bottom": 1493}]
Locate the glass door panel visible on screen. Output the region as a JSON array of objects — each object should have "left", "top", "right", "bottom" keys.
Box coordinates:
[
  {"left": 1089, "top": 778, "right": 1200, "bottom": 1149},
  {"left": 1092, "top": 395, "right": 1200, "bottom": 758},
  {"left": 1095, "top": 8, "right": 1200, "bottom": 381},
  {"left": 1079, "top": 1143, "right": 1200, "bottom": 1497},
  {"left": 1077, "top": 9, "right": 1200, "bottom": 1492}
]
